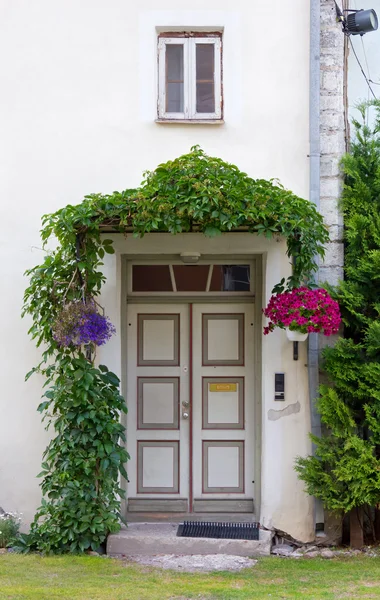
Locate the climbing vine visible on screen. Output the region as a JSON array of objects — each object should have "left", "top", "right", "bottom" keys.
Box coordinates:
[{"left": 22, "top": 146, "right": 329, "bottom": 553}]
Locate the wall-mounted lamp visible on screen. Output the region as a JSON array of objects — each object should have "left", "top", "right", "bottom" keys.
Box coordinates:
[
  {"left": 180, "top": 252, "right": 201, "bottom": 264},
  {"left": 346, "top": 9, "right": 378, "bottom": 35},
  {"left": 335, "top": 3, "right": 378, "bottom": 36}
]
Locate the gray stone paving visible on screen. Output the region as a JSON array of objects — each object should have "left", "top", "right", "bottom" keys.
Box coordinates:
[{"left": 125, "top": 553, "right": 257, "bottom": 572}]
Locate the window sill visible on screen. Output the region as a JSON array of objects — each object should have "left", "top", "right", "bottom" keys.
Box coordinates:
[{"left": 155, "top": 119, "right": 224, "bottom": 125}]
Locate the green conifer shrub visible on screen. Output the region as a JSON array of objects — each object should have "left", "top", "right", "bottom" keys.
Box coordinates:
[{"left": 296, "top": 102, "right": 380, "bottom": 544}]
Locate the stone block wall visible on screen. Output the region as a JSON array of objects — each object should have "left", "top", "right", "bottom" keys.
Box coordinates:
[{"left": 319, "top": 0, "right": 345, "bottom": 288}]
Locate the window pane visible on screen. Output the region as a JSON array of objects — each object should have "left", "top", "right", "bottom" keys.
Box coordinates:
[
  {"left": 167, "top": 83, "right": 184, "bottom": 112},
  {"left": 209, "top": 266, "right": 251, "bottom": 292},
  {"left": 196, "top": 44, "right": 215, "bottom": 113},
  {"left": 196, "top": 83, "right": 215, "bottom": 113},
  {"left": 166, "top": 45, "right": 184, "bottom": 113},
  {"left": 196, "top": 44, "right": 214, "bottom": 79},
  {"left": 173, "top": 265, "right": 210, "bottom": 292},
  {"left": 133, "top": 265, "right": 173, "bottom": 292}
]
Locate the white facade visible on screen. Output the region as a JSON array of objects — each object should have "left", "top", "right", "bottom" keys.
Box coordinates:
[{"left": 0, "top": 0, "right": 315, "bottom": 541}]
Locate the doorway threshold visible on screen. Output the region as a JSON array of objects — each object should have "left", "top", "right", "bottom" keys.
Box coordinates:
[{"left": 126, "top": 512, "right": 257, "bottom": 524}]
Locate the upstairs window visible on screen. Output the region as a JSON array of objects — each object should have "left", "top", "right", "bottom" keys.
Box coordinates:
[{"left": 157, "top": 34, "right": 222, "bottom": 122}]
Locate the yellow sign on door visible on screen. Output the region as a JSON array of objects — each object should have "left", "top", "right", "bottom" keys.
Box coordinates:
[{"left": 209, "top": 383, "right": 237, "bottom": 392}]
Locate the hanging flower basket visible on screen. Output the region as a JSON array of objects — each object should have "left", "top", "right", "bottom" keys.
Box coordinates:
[
  {"left": 285, "top": 329, "right": 309, "bottom": 342},
  {"left": 263, "top": 287, "right": 341, "bottom": 337},
  {"left": 52, "top": 300, "right": 116, "bottom": 348}
]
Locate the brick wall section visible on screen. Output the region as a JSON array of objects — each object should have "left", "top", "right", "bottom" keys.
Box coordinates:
[{"left": 319, "top": 0, "right": 345, "bottom": 287}]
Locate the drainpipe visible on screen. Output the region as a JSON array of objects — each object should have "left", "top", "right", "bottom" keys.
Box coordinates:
[{"left": 308, "top": 0, "right": 322, "bottom": 527}]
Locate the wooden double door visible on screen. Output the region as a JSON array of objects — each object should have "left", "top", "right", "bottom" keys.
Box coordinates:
[{"left": 126, "top": 303, "right": 255, "bottom": 514}]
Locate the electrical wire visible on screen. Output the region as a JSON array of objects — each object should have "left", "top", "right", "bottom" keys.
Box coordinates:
[
  {"left": 360, "top": 36, "right": 371, "bottom": 79},
  {"left": 359, "top": 36, "right": 372, "bottom": 120},
  {"left": 348, "top": 36, "right": 377, "bottom": 100}
]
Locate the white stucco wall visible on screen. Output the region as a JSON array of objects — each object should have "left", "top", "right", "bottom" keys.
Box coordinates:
[
  {"left": 0, "top": 0, "right": 312, "bottom": 539},
  {"left": 347, "top": 0, "right": 380, "bottom": 119}
]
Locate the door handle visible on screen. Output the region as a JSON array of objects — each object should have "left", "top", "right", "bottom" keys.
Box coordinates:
[
  {"left": 182, "top": 401, "right": 190, "bottom": 408},
  {"left": 182, "top": 411, "right": 190, "bottom": 420}
]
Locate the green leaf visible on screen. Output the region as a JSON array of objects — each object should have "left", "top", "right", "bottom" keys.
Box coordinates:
[
  {"left": 25, "top": 368, "right": 37, "bottom": 381},
  {"left": 106, "top": 372, "right": 120, "bottom": 386},
  {"left": 36, "top": 470, "right": 48, "bottom": 478}
]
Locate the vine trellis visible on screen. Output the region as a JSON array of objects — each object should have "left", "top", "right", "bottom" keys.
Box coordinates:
[{"left": 22, "top": 147, "right": 329, "bottom": 553}]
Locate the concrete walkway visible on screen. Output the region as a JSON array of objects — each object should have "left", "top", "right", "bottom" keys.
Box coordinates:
[{"left": 124, "top": 553, "right": 258, "bottom": 572}]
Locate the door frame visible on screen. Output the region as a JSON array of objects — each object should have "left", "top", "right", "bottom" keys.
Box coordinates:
[{"left": 120, "top": 254, "right": 263, "bottom": 516}]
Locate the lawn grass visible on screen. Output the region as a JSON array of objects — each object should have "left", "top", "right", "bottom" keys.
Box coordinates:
[{"left": 1, "top": 554, "right": 380, "bottom": 600}]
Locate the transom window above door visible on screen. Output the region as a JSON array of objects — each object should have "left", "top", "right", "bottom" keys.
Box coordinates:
[
  {"left": 129, "top": 263, "right": 253, "bottom": 296},
  {"left": 157, "top": 33, "right": 222, "bottom": 122}
]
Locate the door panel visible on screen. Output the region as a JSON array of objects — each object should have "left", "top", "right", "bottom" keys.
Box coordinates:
[
  {"left": 202, "top": 313, "right": 245, "bottom": 365},
  {"left": 127, "top": 304, "right": 189, "bottom": 510},
  {"left": 137, "top": 313, "right": 180, "bottom": 366},
  {"left": 137, "top": 441, "right": 179, "bottom": 493},
  {"left": 202, "top": 377, "right": 244, "bottom": 429},
  {"left": 137, "top": 377, "right": 180, "bottom": 429},
  {"left": 192, "top": 303, "right": 255, "bottom": 512}
]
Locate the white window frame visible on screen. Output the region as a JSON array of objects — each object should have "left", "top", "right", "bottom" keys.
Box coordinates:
[{"left": 158, "top": 35, "right": 222, "bottom": 122}]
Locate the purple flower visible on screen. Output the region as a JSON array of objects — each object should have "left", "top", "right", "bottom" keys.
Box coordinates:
[
  {"left": 53, "top": 301, "right": 116, "bottom": 348},
  {"left": 75, "top": 312, "right": 116, "bottom": 346}
]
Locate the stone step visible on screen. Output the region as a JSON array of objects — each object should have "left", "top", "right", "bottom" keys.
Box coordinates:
[{"left": 107, "top": 522, "right": 273, "bottom": 557}]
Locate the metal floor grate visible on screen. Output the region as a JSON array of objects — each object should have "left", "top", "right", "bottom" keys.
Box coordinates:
[{"left": 177, "top": 521, "right": 259, "bottom": 540}]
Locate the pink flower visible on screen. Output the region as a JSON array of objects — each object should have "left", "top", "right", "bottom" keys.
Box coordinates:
[{"left": 263, "top": 287, "right": 341, "bottom": 336}]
